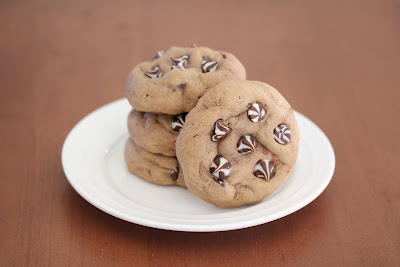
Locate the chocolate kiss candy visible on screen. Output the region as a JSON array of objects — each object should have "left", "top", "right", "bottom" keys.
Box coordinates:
[
  {"left": 211, "top": 119, "right": 231, "bottom": 142},
  {"left": 201, "top": 59, "right": 218, "bottom": 73},
  {"left": 171, "top": 113, "right": 187, "bottom": 132},
  {"left": 145, "top": 66, "right": 162, "bottom": 78},
  {"left": 152, "top": 50, "right": 164, "bottom": 61},
  {"left": 237, "top": 135, "right": 256, "bottom": 154},
  {"left": 247, "top": 103, "right": 266, "bottom": 122},
  {"left": 210, "top": 155, "right": 232, "bottom": 180},
  {"left": 170, "top": 164, "right": 179, "bottom": 181},
  {"left": 254, "top": 159, "right": 276, "bottom": 180},
  {"left": 274, "top": 124, "right": 291, "bottom": 144}
]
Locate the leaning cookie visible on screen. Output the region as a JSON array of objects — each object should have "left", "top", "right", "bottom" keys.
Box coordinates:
[
  {"left": 176, "top": 80, "right": 299, "bottom": 208},
  {"left": 125, "top": 46, "right": 246, "bottom": 115},
  {"left": 127, "top": 109, "right": 187, "bottom": 156},
  {"left": 124, "top": 138, "right": 186, "bottom": 187}
]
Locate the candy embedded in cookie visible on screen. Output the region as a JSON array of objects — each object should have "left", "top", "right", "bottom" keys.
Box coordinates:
[
  {"left": 210, "top": 155, "right": 232, "bottom": 186},
  {"left": 124, "top": 139, "right": 186, "bottom": 187},
  {"left": 176, "top": 80, "right": 299, "bottom": 208},
  {"left": 127, "top": 110, "right": 180, "bottom": 157},
  {"left": 211, "top": 119, "right": 231, "bottom": 141},
  {"left": 170, "top": 164, "right": 179, "bottom": 181},
  {"left": 237, "top": 135, "right": 256, "bottom": 155},
  {"left": 274, "top": 124, "right": 292, "bottom": 144},
  {"left": 247, "top": 103, "right": 266, "bottom": 122},
  {"left": 201, "top": 58, "right": 219, "bottom": 73},
  {"left": 254, "top": 160, "right": 276, "bottom": 180},
  {"left": 145, "top": 66, "right": 162, "bottom": 78},
  {"left": 171, "top": 113, "right": 186, "bottom": 132},
  {"left": 126, "top": 46, "right": 246, "bottom": 115},
  {"left": 171, "top": 55, "right": 189, "bottom": 70},
  {"left": 152, "top": 51, "right": 164, "bottom": 61}
]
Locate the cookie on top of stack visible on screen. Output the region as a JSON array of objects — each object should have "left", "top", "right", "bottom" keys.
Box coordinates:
[{"left": 124, "top": 46, "right": 246, "bottom": 188}]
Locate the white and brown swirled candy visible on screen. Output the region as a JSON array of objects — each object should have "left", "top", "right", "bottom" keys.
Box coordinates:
[
  {"left": 201, "top": 59, "right": 218, "bottom": 73},
  {"left": 171, "top": 55, "right": 189, "bottom": 70},
  {"left": 211, "top": 119, "right": 231, "bottom": 142},
  {"left": 152, "top": 50, "right": 164, "bottom": 61},
  {"left": 237, "top": 135, "right": 256, "bottom": 155},
  {"left": 247, "top": 103, "right": 266, "bottom": 122},
  {"left": 170, "top": 164, "right": 179, "bottom": 181},
  {"left": 210, "top": 155, "right": 231, "bottom": 185},
  {"left": 254, "top": 159, "right": 276, "bottom": 180},
  {"left": 274, "top": 124, "right": 291, "bottom": 144},
  {"left": 145, "top": 66, "right": 162, "bottom": 79},
  {"left": 171, "top": 113, "right": 186, "bottom": 132}
]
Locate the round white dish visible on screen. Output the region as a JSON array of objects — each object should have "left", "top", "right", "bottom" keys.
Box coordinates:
[{"left": 62, "top": 98, "right": 335, "bottom": 232}]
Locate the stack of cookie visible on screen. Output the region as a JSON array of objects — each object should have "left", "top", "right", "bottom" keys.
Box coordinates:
[
  {"left": 124, "top": 46, "right": 246, "bottom": 188},
  {"left": 125, "top": 45, "right": 299, "bottom": 208}
]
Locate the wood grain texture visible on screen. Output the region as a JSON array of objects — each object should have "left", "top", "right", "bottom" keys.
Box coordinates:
[{"left": 1, "top": 0, "right": 399, "bottom": 265}]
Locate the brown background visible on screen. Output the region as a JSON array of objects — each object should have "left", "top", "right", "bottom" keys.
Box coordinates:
[{"left": 1, "top": 0, "right": 399, "bottom": 266}]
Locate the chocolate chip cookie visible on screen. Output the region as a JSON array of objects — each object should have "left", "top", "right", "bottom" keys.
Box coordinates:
[
  {"left": 124, "top": 138, "right": 186, "bottom": 187},
  {"left": 125, "top": 46, "right": 246, "bottom": 115},
  {"left": 176, "top": 80, "right": 299, "bottom": 207},
  {"left": 127, "top": 109, "right": 187, "bottom": 156}
]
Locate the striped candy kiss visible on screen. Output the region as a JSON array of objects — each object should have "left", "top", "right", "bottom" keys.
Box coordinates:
[
  {"left": 210, "top": 155, "right": 232, "bottom": 181},
  {"left": 152, "top": 50, "right": 164, "bottom": 61},
  {"left": 274, "top": 124, "right": 291, "bottom": 144},
  {"left": 171, "top": 113, "right": 186, "bottom": 132},
  {"left": 237, "top": 135, "right": 256, "bottom": 154},
  {"left": 170, "top": 164, "right": 179, "bottom": 181},
  {"left": 171, "top": 55, "right": 189, "bottom": 70},
  {"left": 201, "top": 59, "right": 218, "bottom": 73},
  {"left": 247, "top": 103, "right": 266, "bottom": 122},
  {"left": 254, "top": 159, "right": 276, "bottom": 180},
  {"left": 211, "top": 119, "right": 231, "bottom": 142},
  {"left": 145, "top": 66, "right": 162, "bottom": 79}
]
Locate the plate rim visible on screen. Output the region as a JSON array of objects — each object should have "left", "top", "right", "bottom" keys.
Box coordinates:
[{"left": 62, "top": 98, "right": 335, "bottom": 232}]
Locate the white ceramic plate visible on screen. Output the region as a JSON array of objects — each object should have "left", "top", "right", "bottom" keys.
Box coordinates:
[{"left": 62, "top": 98, "right": 335, "bottom": 232}]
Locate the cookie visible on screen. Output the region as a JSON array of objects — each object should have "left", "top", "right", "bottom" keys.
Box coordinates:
[
  {"left": 125, "top": 46, "right": 246, "bottom": 115},
  {"left": 124, "top": 138, "right": 186, "bottom": 187},
  {"left": 127, "top": 109, "right": 186, "bottom": 156},
  {"left": 176, "top": 80, "right": 299, "bottom": 207}
]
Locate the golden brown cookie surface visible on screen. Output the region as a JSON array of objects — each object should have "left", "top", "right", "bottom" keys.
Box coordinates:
[
  {"left": 127, "top": 109, "right": 187, "bottom": 157},
  {"left": 176, "top": 80, "right": 299, "bottom": 207},
  {"left": 124, "top": 138, "right": 186, "bottom": 187},
  {"left": 125, "top": 46, "right": 246, "bottom": 115}
]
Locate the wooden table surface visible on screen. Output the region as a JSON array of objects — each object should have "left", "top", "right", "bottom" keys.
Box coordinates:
[{"left": 1, "top": 0, "right": 399, "bottom": 265}]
